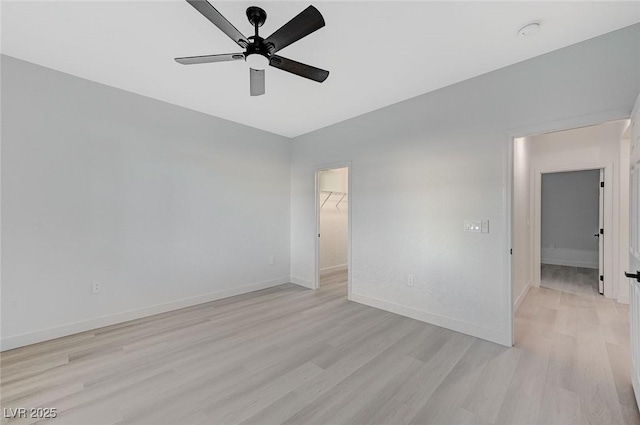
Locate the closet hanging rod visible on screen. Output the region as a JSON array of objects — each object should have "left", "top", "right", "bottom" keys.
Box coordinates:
[{"left": 320, "top": 191, "right": 333, "bottom": 208}]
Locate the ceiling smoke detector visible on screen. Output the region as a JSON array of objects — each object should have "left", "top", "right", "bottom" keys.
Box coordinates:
[{"left": 518, "top": 21, "right": 541, "bottom": 37}]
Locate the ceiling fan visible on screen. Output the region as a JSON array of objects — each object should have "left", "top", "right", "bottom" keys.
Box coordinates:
[{"left": 175, "top": 0, "right": 329, "bottom": 96}]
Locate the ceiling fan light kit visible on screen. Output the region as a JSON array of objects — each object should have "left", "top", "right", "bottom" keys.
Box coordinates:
[
  {"left": 245, "top": 53, "right": 269, "bottom": 70},
  {"left": 175, "top": 0, "right": 329, "bottom": 96}
]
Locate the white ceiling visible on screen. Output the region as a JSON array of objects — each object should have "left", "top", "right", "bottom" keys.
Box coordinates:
[{"left": 2, "top": 1, "right": 639, "bottom": 138}]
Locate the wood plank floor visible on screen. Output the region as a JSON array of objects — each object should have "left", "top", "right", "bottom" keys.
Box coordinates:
[{"left": 1, "top": 270, "right": 638, "bottom": 425}]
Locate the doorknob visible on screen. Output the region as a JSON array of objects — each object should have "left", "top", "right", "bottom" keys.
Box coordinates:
[
  {"left": 594, "top": 233, "right": 600, "bottom": 237},
  {"left": 625, "top": 271, "right": 640, "bottom": 282}
]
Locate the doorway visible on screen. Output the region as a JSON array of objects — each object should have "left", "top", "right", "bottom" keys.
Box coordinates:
[
  {"left": 315, "top": 166, "right": 349, "bottom": 293},
  {"left": 540, "top": 169, "right": 603, "bottom": 296},
  {"left": 510, "top": 118, "right": 630, "bottom": 347}
]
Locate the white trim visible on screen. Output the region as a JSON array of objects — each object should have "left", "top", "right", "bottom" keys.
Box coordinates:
[
  {"left": 290, "top": 276, "right": 314, "bottom": 289},
  {"left": 320, "top": 264, "right": 348, "bottom": 275},
  {"left": 540, "top": 259, "right": 599, "bottom": 269},
  {"left": 632, "top": 281, "right": 640, "bottom": 409},
  {"left": 619, "top": 136, "right": 632, "bottom": 305},
  {"left": 506, "top": 109, "right": 630, "bottom": 349},
  {"left": 505, "top": 132, "right": 514, "bottom": 346},
  {"left": 514, "top": 280, "right": 532, "bottom": 312},
  {"left": 314, "top": 161, "right": 352, "bottom": 301},
  {"left": 350, "top": 292, "right": 511, "bottom": 347},
  {"left": 1, "top": 276, "right": 290, "bottom": 351},
  {"left": 634, "top": 367, "right": 640, "bottom": 414}
]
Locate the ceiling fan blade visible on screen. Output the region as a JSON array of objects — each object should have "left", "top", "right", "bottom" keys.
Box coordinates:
[
  {"left": 186, "top": 0, "right": 249, "bottom": 48},
  {"left": 264, "top": 6, "right": 324, "bottom": 53},
  {"left": 175, "top": 53, "right": 245, "bottom": 65},
  {"left": 250, "top": 68, "right": 265, "bottom": 96},
  {"left": 269, "top": 55, "right": 329, "bottom": 83}
]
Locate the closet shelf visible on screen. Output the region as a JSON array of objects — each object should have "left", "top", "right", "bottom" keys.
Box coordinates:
[{"left": 320, "top": 191, "right": 348, "bottom": 208}]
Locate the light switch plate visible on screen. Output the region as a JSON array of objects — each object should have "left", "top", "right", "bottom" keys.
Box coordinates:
[
  {"left": 481, "top": 220, "right": 489, "bottom": 233},
  {"left": 464, "top": 220, "right": 481, "bottom": 232}
]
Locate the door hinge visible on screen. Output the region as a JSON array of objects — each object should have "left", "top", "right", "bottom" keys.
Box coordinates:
[
  {"left": 601, "top": 181, "right": 604, "bottom": 188},
  {"left": 510, "top": 249, "right": 513, "bottom": 255},
  {"left": 600, "top": 275, "right": 604, "bottom": 282},
  {"left": 600, "top": 228, "right": 604, "bottom": 235}
]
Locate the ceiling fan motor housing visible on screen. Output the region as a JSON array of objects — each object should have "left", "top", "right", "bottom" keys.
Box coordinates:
[
  {"left": 244, "top": 7, "right": 274, "bottom": 69},
  {"left": 245, "top": 37, "right": 273, "bottom": 57}
]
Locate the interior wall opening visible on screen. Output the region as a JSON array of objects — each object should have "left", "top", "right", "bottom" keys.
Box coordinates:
[
  {"left": 316, "top": 167, "right": 349, "bottom": 292},
  {"left": 510, "top": 117, "right": 631, "bottom": 347},
  {"left": 540, "top": 169, "right": 603, "bottom": 297}
]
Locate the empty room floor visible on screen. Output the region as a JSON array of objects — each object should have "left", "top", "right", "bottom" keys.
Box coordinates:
[
  {"left": 319, "top": 269, "right": 348, "bottom": 286},
  {"left": 1, "top": 271, "right": 637, "bottom": 425},
  {"left": 541, "top": 263, "right": 600, "bottom": 297}
]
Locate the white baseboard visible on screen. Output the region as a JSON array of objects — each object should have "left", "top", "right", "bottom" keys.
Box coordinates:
[
  {"left": 349, "top": 292, "right": 510, "bottom": 347},
  {"left": 633, "top": 370, "right": 640, "bottom": 417},
  {"left": 541, "top": 258, "right": 598, "bottom": 269},
  {"left": 514, "top": 280, "right": 532, "bottom": 312},
  {"left": 290, "top": 275, "right": 314, "bottom": 289},
  {"left": 618, "top": 294, "right": 630, "bottom": 305},
  {"left": 320, "top": 264, "right": 347, "bottom": 276},
  {"left": 618, "top": 283, "right": 630, "bottom": 304},
  {"left": 1, "top": 276, "right": 290, "bottom": 352},
  {"left": 540, "top": 247, "right": 598, "bottom": 269}
]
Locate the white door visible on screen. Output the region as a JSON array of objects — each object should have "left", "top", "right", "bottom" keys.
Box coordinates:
[
  {"left": 628, "top": 94, "right": 640, "bottom": 410},
  {"left": 599, "top": 168, "right": 604, "bottom": 295}
]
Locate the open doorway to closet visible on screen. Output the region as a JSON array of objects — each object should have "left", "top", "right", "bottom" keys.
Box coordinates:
[
  {"left": 540, "top": 169, "right": 603, "bottom": 296},
  {"left": 315, "top": 167, "right": 349, "bottom": 293}
]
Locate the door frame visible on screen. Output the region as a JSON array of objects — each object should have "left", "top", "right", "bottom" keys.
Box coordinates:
[
  {"left": 533, "top": 164, "right": 612, "bottom": 296},
  {"left": 314, "top": 161, "right": 352, "bottom": 298},
  {"left": 505, "top": 108, "right": 629, "bottom": 346}
]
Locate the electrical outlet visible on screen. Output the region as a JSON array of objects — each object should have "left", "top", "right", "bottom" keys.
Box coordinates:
[
  {"left": 408, "top": 274, "right": 415, "bottom": 287},
  {"left": 269, "top": 256, "right": 275, "bottom": 265},
  {"left": 92, "top": 282, "right": 101, "bottom": 294}
]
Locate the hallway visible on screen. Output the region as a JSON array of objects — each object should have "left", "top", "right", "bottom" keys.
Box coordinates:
[{"left": 540, "top": 263, "right": 600, "bottom": 297}]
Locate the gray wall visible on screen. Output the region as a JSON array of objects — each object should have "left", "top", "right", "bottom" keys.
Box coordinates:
[
  {"left": 3, "top": 24, "right": 639, "bottom": 350},
  {"left": 541, "top": 170, "right": 601, "bottom": 268},
  {"left": 1, "top": 55, "right": 292, "bottom": 349},
  {"left": 290, "top": 24, "right": 640, "bottom": 345}
]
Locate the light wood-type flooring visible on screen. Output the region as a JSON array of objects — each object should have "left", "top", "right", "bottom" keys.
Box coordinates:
[
  {"left": 541, "top": 263, "right": 600, "bottom": 297},
  {"left": 1, "top": 270, "right": 638, "bottom": 425}
]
